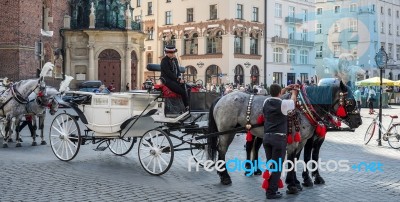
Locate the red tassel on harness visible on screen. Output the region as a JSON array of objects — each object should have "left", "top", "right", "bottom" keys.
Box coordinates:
[
  {"left": 278, "top": 179, "right": 284, "bottom": 188},
  {"left": 262, "top": 171, "right": 270, "bottom": 179},
  {"left": 316, "top": 124, "right": 327, "bottom": 138},
  {"left": 257, "top": 115, "right": 265, "bottom": 125},
  {"left": 262, "top": 180, "right": 269, "bottom": 190},
  {"left": 336, "top": 105, "right": 346, "bottom": 118},
  {"left": 38, "top": 91, "right": 44, "bottom": 97},
  {"left": 294, "top": 132, "right": 301, "bottom": 142},
  {"left": 287, "top": 134, "right": 293, "bottom": 144},
  {"left": 246, "top": 131, "right": 253, "bottom": 142}
]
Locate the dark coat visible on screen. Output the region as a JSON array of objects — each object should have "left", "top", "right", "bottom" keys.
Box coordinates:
[{"left": 160, "top": 56, "right": 180, "bottom": 83}]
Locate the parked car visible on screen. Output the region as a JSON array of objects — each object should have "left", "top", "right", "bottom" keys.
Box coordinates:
[{"left": 78, "top": 80, "right": 103, "bottom": 89}]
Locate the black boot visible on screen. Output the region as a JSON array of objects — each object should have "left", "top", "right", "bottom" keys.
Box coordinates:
[{"left": 266, "top": 191, "right": 283, "bottom": 199}]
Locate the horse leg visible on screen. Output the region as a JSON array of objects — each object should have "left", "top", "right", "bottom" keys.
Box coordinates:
[
  {"left": 217, "top": 134, "right": 235, "bottom": 185},
  {"left": 312, "top": 137, "right": 326, "bottom": 185},
  {"left": 252, "top": 137, "right": 263, "bottom": 175},
  {"left": 7, "top": 118, "right": 14, "bottom": 143},
  {"left": 15, "top": 119, "right": 22, "bottom": 147},
  {"left": 27, "top": 117, "right": 37, "bottom": 146},
  {"left": 294, "top": 150, "right": 303, "bottom": 191},
  {"left": 3, "top": 119, "right": 12, "bottom": 148},
  {"left": 285, "top": 152, "right": 299, "bottom": 194},
  {"left": 244, "top": 135, "right": 255, "bottom": 176},
  {"left": 39, "top": 115, "right": 46, "bottom": 145},
  {"left": 302, "top": 136, "right": 314, "bottom": 187}
]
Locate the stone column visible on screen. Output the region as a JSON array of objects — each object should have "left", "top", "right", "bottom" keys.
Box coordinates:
[
  {"left": 197, "top": 36, "right": 206, "bottom": 55},
  {"left": 65, "top": 43, "right": 71, "bottom": 76},
  {"left": 88, "top": 42, "right": 95, "bottom": 80},
  {"left": 244, "top": 34, "right": 250, "bottom": 54},
  {"left": 125, "top": 45, "right": 133, "bottom": 91}
]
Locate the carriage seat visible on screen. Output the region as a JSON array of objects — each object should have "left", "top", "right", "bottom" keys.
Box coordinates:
[{"left": 154, "top": 84, "right": 181, "bottom": 98}]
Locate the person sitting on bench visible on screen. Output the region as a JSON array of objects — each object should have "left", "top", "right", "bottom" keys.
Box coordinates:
[{"left": 160, "top": 45, "right": 189, "bottom": 110}]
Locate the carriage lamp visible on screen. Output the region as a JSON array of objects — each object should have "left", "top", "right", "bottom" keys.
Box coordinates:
[{"left": 375, "top": 46, "right": 388, "bottom": 147}]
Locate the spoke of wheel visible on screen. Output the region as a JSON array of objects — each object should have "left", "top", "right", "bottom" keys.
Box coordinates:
[
  {"left": 60, "top": 115, "right": 65, "bottom": 133},
  {"left": 143, "top": 138, "right": 152, "bottom": 148},
  {"left": 152, "top": 156, "right": 156, "bottom": 173},
  {"left": 141, "top": 153, "right": 152, "bottom": 160},
  {"left": 159, "top": 154, "right": 169, "bottom": 166},
  {"left": 140, "top": 147, "right": 151, "bottom": 151},
  {"left": 66, "top": 120, "right": 74, "bottom": 134},
  {"left": 66, "top": 140, "right": 75, "bottom": 156},
  {"left": 149, "top": 132, "right": 155, "bottom": 147},
  {"left": 51, "top": 126, "right": 63, "bottom": 135},
  {"left": 55, "top": 140, "right": 63, "bottom": 154},
  {"left": 69, "top": 128, "right": 78, "bottom": 136},
  {"left": 60, "top": 141, "right": 65, "bottom": 159},
  {"left": 65, "top": 141, "right": 69, "bottom": 160},
  {"left": 157, "top": 157, "right": 163, "bottom": 172},
  {"left": 146, "top": 155, "right": 155, "bottom": 169},
  {"left": 159, "top": 135, "right": 166, "bottom": 148},
  {"left": 66, "top": 138, "right": 78, "bottom": 148},
  {"left": 55, "top": 119, "right": 63, "bottom": 133},
  {"left": 51, "top": 139, "right": 61, "bottom": 146},
  {"left": 155, "top": 133, "right": 159, "bottom": 147},
  {"left": 195, "top": 149, "right": 202, "bottom": 157}
]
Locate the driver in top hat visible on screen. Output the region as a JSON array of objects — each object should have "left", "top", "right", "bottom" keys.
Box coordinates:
[{"left": 160, "top": 45, "right": 189, "bottom": 110}]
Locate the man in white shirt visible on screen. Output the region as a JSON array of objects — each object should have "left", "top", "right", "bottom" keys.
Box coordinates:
[
  {"left": 367, "top": 86, "right": 376, "bottom": 114},
  {"left": 262, "top": 84, "right": 298, "bottom": 199}
]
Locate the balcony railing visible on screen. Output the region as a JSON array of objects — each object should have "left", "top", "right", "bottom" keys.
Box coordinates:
[
  {"left": 271, "top": 36, "right": 314, "bottom": 47},
  {"left": 285, "top": 16, "right": 303, "bottom": 24}
]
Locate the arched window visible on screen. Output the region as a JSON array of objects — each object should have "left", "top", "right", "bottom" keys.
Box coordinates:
[
  {"left": 300, "top": 50, "right": 309, "bottom": 64},
  {"left": 273, "top": 47, "right": 283, "bottom": 63},
  {"left": 206, "top": 30, "right": 222, "bottom": 54},
  {"left": 250, "top": 32, "right": 259, "bottom": 55},
  {"left": 234, "top": 65, "right": 244, "bottom": 85},
  {"left": 184, "top": 33, "right": 198, "bottom": 55},
  {"left": 287, "top": 49, "right": 296, "bottom": 64},
  {"left": 234, "top": 31, "right": 244, "bottom": 54},
  {"left": 205, "top": 65, "right": 222, "bottom": 86},
  {"left": 250, "top": 66, "right": 260, "bottom": 85},
  {"left": 184, "top": 66, "right": 197, "bottom": 83},
  {"left": 147, "top": 53, "right": 153, "bottom": 64}
]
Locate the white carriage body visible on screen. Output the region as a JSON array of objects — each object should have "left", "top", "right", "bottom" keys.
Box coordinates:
[{"left": 68, "top": 91, "right": 160, "bottom": 137}]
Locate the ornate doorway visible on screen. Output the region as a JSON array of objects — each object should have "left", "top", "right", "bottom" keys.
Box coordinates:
[{"left": 98, "top": 49, "right": 121, "bottom": 91}]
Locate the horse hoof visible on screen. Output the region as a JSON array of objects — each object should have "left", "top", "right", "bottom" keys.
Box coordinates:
[
  {"left": 314, "top": 176, "right": 325, "bottom": 185},
  {"left": 302, "top": 178, "right": 314, "bottom": 187},
  {"left": 7, "top": 139, "right": 13, "bottom": 143},
  {"left": 3, "top": 144, "right": 8, "bottom": 148},
  {"left": 32, "top": 142, "right": 37, "bottom": 146},
  {"left": 254, "top": 169, "right": 262, "bottom": 176},
  {"left": 296, "top": 183, "right": 303, "bottom": 191},
  {"left": 286, "top": 186, "right": 299, "bottom": 195},
  {"left": 221, "top": 178, "right": 232, "bottom": 185},
  {"left": 16, "top": 143, "right": 22, "bottom": 147},
  {"left": 40, "top": 141, "right": 47, "bottom": 145}
]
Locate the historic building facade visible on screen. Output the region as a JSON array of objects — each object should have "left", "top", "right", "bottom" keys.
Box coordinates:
[
  {"left": 133, "top": 0, "right": 265, "bottom": 88},
  {"left": 266, "top": 0, "right": 316, "bottom": 86},
  {"left": 0, "top": 0, "right": 69, "bottom": 84}
]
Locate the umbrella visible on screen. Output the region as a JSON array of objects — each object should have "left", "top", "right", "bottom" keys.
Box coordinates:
[
  {"left": 355, "top": 77, "right": 395, "bottom": 86},
  {"left": 394, "top": 80, "right": 400, "bottom": 87}
]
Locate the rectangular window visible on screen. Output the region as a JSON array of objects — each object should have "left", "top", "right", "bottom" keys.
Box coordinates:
[
  {"left": 350, "top": 20, "right": 358, "bottom": 32},
  {"left": 372, "top": 4, "right": 375, "bottom": 12},
  {"left": 300, "top": 73, "right": 308, "bottom": 83},
  {"left": 273, "top": 72, "right": 283, "bottom": 85},
  {"left": 250, "top": 37, "right": 258, "bottom": 55},
  {"left": 135, "top": 15, "right": 141, "bottom": 21},
  {"left": 397, "top": 10, "right": 399, "bottom": 18},
  {"left": 317, "top": 8, "right": 322, "bottom": 15},
  {"left": 389, "top": 24, "right": 392, "bottom": 35},
  {"left": 316, "top": 44, "right": 323, "bottom": 58},
  {"left": 165, "top": 11, "right": 172, "bottom": 25},
  {"left": 187, "top": 8, "right": 194, "bottom": 22},
  {"left": 289, "top": 27, "right": 295, "bottom": 39},
  {"left": 210, "top": 5, "right": 218, "bottom": 20},
  {"left": 316, "top": 23, "right": 322, "bottom": 34},
  {"left": 381, "top": 42, "right": 385, "bottom": 50},
  {"left": 275, "top": 24, "right": 282, "bottom": 37},
  {"left": 374, "top": 21, "right": 377, "bottom": 32},
  {"left": 389, "top": 43, "right": 393, "bottom": 58},
  {"left": 397, "top": 45, "right": 400, "bottom": 60},
  {"left": 236, "top": 4, "right": 243, "bottom": 19},
  {"left": 334, "top": 6, "right": 341, "bottom": 13},
  {"left": 275, "top": 3, "right": 282, "bottom": 18},
  {"left": 147, "top": 2, "right": 153, "bottom": 15},
  {"left": 289, "top": 6, "right": 295, "bottom": 18},
  {"left": 381, "top": 6, "right": 384, "bottom": 14},
  {"left": 350, "top": 4, "right": 357, "bottom": 12},
  {"left": 137, "top": 0, "right": 141, "bottom": 7},
  {"left": 252, "top": 7, "right": 259, "bottom": 22},
  {"left": 397, "top": 26, "right": 399, "bottom": 36},
  {"left": 389, "top": 8, "right": 392, "bottom": 16},
  {"left": 303, "top": 9, "right": 308, "bottom": 21},
  {"left": 166, "top": 0, "right": 171, "bottom": 2},
  {"left": 381, "top": 22, "right": 385, "bottom": 33},
  {"left": 334, "top": 44, "right": 341, "bottom": 57},
  {"left": 302, "top": 29, "right": 308, "bottom": 41}
]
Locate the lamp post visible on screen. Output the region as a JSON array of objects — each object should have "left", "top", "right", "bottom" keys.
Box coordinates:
[{"left": 374, "top": 46, "right": 387, "bottom": 146}]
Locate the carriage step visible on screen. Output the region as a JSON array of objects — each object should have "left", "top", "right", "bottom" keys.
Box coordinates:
[{"left": 93, "top": 146, "right": 108, "bottom": 151}]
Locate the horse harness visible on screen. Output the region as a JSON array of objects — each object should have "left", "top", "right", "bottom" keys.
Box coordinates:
[{"left": 0, "top": 82, "right": 41, "bottom": 115}]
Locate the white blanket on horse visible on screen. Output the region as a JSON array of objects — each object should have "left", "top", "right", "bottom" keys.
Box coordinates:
[{"left": 263, "top": 97, "right": 295, "bottom": 115}]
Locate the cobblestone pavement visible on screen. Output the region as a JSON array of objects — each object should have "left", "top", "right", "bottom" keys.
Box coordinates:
[{"left": 1, "top": 106, "right": 400, "bottom": 201}]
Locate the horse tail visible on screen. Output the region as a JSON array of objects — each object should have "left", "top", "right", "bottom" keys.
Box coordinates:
[{"left": 207, "top": 97, "right": 221, "bottom": 161}]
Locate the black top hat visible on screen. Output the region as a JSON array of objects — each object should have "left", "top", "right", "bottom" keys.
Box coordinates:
[{"left": 164, "top": 45, "right": 177, "bottom": 53}]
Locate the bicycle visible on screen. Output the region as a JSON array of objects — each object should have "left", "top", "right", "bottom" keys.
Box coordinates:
[{"left": 364, "top": 113, "right": 400, "bottom": 149}]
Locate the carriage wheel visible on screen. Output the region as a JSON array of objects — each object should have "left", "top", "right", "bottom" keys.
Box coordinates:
[
  {"left": 190, "top": 133, "right": 214, "bottom": 167},
  {"left": 49, "top": 113, "right": 81, "bottom": 161},
  {"left": 138, "top": 129, "right": 174, "bottom": 176},
  {"left": 108, "top": 137, "right": 136, "bottom": 156}
]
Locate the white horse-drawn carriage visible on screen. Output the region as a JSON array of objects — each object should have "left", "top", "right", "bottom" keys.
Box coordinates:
[{"left": 50, "top": 65, "right": 218, "bottom": 175}]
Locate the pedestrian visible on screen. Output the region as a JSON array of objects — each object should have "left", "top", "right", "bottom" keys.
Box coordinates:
[
  {"left": 353, "top": 86, "right": 362, "bottom": 111},
  {"left": 160, "top": 44, "right": 189, "bottom": 110},
  {"left": 126, "top": 83, "right": 130, "bottom": 91},
  {"left": 107, "top": 83, "right": 115, "bottom": 92},
  {"left": 262, "top": 83, "right": 298, "bottom": 199},
  {"left": 367, "top": 86, "right": 376, "bottom": 115}
]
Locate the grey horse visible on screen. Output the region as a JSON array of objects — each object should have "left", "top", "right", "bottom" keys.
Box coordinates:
[{"left": 207, "top": 81, "right": 362, "bottom": 194}]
